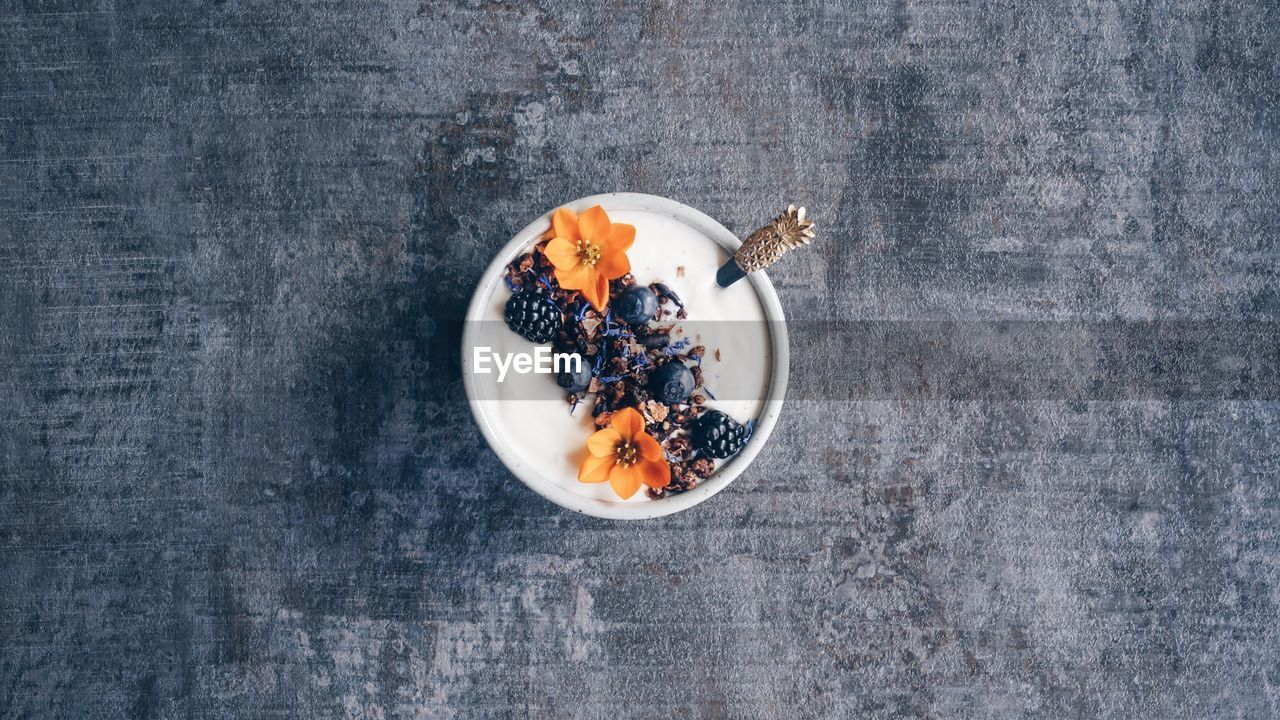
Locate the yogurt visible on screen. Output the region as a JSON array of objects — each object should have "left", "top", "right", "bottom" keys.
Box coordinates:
[{"left": 469, "top": 207, "right": 775, "bottom": 504}]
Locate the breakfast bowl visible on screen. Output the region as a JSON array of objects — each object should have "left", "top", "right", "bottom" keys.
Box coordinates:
[{"left": 461, "top": 193, "right": 788, "bottom": 519}]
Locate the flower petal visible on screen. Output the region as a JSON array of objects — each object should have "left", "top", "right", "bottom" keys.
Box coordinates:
[
  {"left": 608, "top": 464, "right": 644, "bottom": 499},
  {"left": 552, "top": 208, "right": 579, "bottom": 242},
  {"left": 578, "top": 269, "right": 608, "bottom": 311},
  {"left": 544, "top": 237, "right": 580, "bottom": 271},
  {"left": 592, "top": 272, "right": 610, "bottom": 310},
  {"left": 579, "top": 453, "right": 614, "bottom": 484},
  {"left": 586, "top": 428, "right": 621, "bottom": 457},
  {"left": 634, "top": 432, "right": 665, "bottom": 462},
  {"left": 604, "top": 222, "right": 636, "bottom": 253},
  {"left": 556, "top": 263, "right": 593, "bottom": 292},
  {"left": 638, "top": 458, "right": 671, "bottom": 489},
  {"left": 610, "top": 407, "right": 645, "bottom": 440},
  {"left": 578, "top": 205, "right": 611, "bottom": 244},
  {"left": 596, "top": 246, "right": 630, "bottom": 279}
]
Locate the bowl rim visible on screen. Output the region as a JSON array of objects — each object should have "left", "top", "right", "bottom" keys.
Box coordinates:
[{"left": 461, "top": 192, "right": 789, "bottom": 519}]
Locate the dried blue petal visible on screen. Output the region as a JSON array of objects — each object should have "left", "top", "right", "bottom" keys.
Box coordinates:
[{"left": 603, "top": 322, "right": 632, "bottom": 338}]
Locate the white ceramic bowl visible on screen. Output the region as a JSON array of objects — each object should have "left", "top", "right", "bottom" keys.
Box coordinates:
[{"left": 461, "top": 193, "right": 788, "bottom": 519}]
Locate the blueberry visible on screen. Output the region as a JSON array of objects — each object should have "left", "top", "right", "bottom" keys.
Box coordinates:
[
  {"left": 556, "top": 359, "right": 592, "bottom": 394},
  {"left": 649, "top": 361, "right": 695, "bottom": 404},
  {"left": 614, "top": 285, "right": 658, "bottom": 325}
]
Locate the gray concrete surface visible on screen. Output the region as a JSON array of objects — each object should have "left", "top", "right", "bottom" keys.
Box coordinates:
[{"left": 2, "top": 1, "right": 1278, "bottom": 718}]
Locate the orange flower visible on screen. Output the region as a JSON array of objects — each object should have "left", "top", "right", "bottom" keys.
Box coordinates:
[
  {"left": 578, "top": 407, "right": 670, "bottom": 499},
  {"left": 542, "top": 205, "right": 635, "bottom": 311}
]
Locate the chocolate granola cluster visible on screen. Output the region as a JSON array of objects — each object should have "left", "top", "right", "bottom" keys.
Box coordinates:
[{"left": 504, "top": 241, "right": 717, "bottom": 497}]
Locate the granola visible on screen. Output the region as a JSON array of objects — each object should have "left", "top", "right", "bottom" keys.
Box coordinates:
[{"left": 504, "top": 241, "right": 716, "bottom": 496}]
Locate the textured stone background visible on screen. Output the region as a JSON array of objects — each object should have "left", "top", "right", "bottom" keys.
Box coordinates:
[{"left": 2, "top": 1, "right": 1278, "bottom": 718}]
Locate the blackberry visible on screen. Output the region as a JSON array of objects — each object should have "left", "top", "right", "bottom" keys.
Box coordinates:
[
  {"left": 503, "top": 290, "right": 562, "bottom": 343},
  {"left": 615, "top": 285, "right": 658, "bottom": 324},
  {"left": 691, "top": 410, "right": 748, "bottom": 459},
  {"left": 649, "top": 361, "right": 695, "bottom": 405}
]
